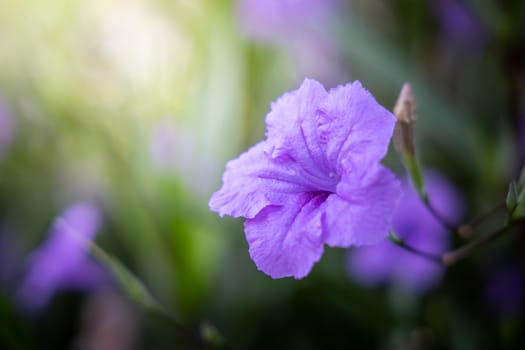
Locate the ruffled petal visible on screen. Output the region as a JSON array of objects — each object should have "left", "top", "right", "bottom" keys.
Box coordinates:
[
  {"left": 264, "top": 79, "right": 335, "bottom": 188},
  {"left": 265, "top": 78, "right": 326, "bottom": 157},
  {"left": 324, "top": 165, "right": 402, "bottom": 247},
  {"left": 317, "top": 81, "right": 396, "bottom": 175},
  {"left": 209, "top": 142, "right": 312, "bottom": 219},
  {"left": 244, "top": 192, "right": 328, "bottom": 279}
]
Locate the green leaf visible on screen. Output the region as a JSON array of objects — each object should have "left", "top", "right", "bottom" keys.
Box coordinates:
[
  {"left": 88, "top": 241, "right": 160, "bottom": 311},
  {"left": 519, "top": 165, "right": 525, "bottom": 188},
  {"left": 87, "top": 240, "right": 205, "bottom": 345},
  {"left": 200, "top": 322, "right": 224, "bottom": 347},
  {"left": 506, "top": 181, "right": 519, "bottom": 213},
  {"left": 512, "top": 203, "right": 525, "bottom": 221}
]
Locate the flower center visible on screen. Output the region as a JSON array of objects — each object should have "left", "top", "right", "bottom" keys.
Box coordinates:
[{"left": 299, "top": 167, "right": 339, "bottom": 193}]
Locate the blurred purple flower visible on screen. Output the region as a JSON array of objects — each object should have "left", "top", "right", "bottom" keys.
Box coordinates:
[
  {"left": 0, "top": 99, "right": 15, "bottom": 157},
  {"left": 237, "top": 0, "right": 337, "bottom": 42},
  {"left": 210, "top": 79, "right": 401, "bottom": 279},
  {"left": 484, "top": 265, "right": 524, "bottom": 317},
  {"left": 149, "top": 119, "right": 218, "bottom": 196},
  {"left": 430, "top": 0, "right": 485, "bottom": 50},
  {"left": 18, "top": 201, "right": 107, "bottom": 311},
  {"left": 348, "top": 172, "right": 463, "bottom": 293},
  {"left": 237, "top": 0, "right": 344, "bottom": 84},
  {"left": 150, "top": 120, "right": 180, "bottom": 170}
]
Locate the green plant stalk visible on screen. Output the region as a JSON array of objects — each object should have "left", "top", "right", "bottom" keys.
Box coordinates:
[
  {"left": 58, "top": 219, "right": 212, "bottom": 348},
  {"left": 390, "top": 219, "right": 525, "bottom": 267},
  {"left": 402, "top": 154, "right": 425, "bottom": 201},
  {"left": 388, "top": 230, "right": 442, "bottom": 264}
]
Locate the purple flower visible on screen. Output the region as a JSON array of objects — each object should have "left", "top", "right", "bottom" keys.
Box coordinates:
[
  {"left": 237, "top": 0, "right": 344, "bottom": 84},
  {"left": 150, "top": 120, "right": 180, "bottom": 170},
  {"left": 430, "top": 0, "right": 486, "bottom": 50},
  {"left": 209, "top": 79, "right": 401, "bottom": 279},
  {"left": 237, "top": 0, "right": 337, "bottom": 43},
  {"left": 18, "top": 201, "right": 107, "bottom": 311},
  {"left": 348, "top": 172, "right": 463, "bottom": 293},
  {"left": 149, "top": 119, "right": 218, "bottom": 196}
]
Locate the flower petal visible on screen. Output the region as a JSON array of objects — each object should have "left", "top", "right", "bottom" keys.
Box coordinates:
[
  {"left": 264, "top": 79, "right": 342, "bottom": 192},
  {"left": 209, "top": 142, "right": 311, "bottom": 219},
  {"left": 392, "top": 251, "right": 445, "bottom": 292},
  {"left": 267, "top": 80, "right": 333, "bottom": 165},
  {"left": 348, "top": 241, "right": 445, "bottom": 293},
  {"left": 324, "top": 165, "right": 401, "bottom": 247},
  {"left": 17, "top": 202, "right": 104, "bottom": 311},
  {"left": 347, "top": 241, "right": 393, "bottom": 286},
  {"left": 244, "top": 192, "right": 328, "bottom": 279},
  {"left": 317, "top": 81, "right": 396, "bottom": 174},
  {"left": 348, "top": 171, "right": 460, "bottom": 293},
  {"left": 265, "top": 78, "right": 326, "bottom": 157}
]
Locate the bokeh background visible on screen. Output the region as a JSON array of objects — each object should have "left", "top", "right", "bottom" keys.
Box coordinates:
[{"left": 0, "top": 0, "right": 524, "bottom": 349}]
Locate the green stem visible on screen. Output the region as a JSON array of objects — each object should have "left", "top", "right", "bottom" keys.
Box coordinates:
[
  {"left": 442, "top": 219, "right": 525, "bottom": 266},
  {"left": 58, "top": 219, "right": 215, "bottom": 349},
  {"left": 388, "top": 231, "right": 442, "bottom": 264},
  {"left": 402, "top": 154, "right": 457, "bottom": 234},
  {"left": 403, "top": 154, "right": 425, "bottom": 199},
  {"left": 149, "top": 305, "right": 207, "bottom": 349},
  {"left": 457, "top": 202, "right": 507, "bottom": 238},
  {"left": 422, "top": 196, "right": 457, "bottom": 233},
  {"left": 389, "top": 219, "right": 525, "bottom": 267}
]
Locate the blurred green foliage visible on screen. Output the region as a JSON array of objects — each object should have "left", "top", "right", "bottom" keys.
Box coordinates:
[{"left": 0, "top": 0, "right": 524, "bottom": 349}]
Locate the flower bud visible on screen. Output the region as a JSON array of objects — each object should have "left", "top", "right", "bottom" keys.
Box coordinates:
[
  {"left": 392, "top": 83, "right": 426, "bottom": 200},
  {"left": 393, "top": 83, "right": 416, "bottom": 157}
]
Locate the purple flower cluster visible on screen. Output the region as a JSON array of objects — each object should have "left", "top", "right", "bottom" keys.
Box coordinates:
[
  {"left": 348, "top": 172, "right": 463, "bottom": 293},
  {"left": 18, "top": 201, "right": 107, "bottom": 311},
  {"left": 210, "top": 79, "right": 401, "bottom": 279}
]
